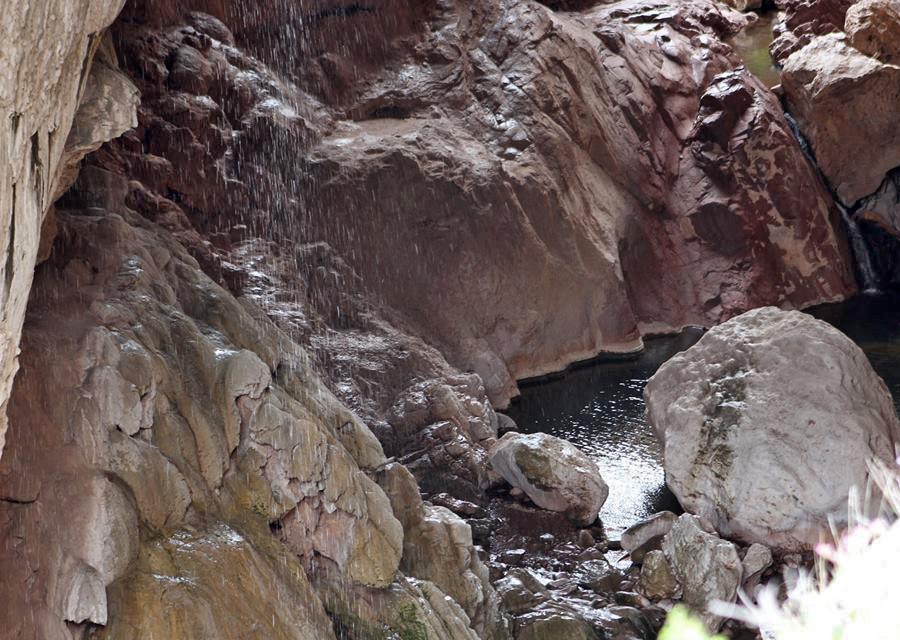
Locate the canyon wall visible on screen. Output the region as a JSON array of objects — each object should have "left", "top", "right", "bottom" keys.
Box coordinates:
[
  {"left": 0, "top": 0, "right": 869, "bottom": 638},
  {"left": 0, "top": 0, "right": 137, "bottom": 460}
]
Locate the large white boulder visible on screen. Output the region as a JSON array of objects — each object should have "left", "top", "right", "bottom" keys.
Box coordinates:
[
  {"left": 646, "top": 307, "right": 900, "bottom": 551},
  {"left": 489, "top": 432, "right": 608, "bottom": 526}
]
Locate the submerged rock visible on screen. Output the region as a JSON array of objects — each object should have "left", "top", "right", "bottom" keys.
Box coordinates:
[
  {"left": 662, "top": 514, "right": 742, "bottom": 631},
  {"left": 646, "top": 307, "right": 900, "bottom": 551},
  {"left": 489, "top": 432, "right": 608, "bottom": 526}
]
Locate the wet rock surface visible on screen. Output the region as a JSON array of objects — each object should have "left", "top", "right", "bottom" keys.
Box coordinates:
[{"left": 646, "top": 307, "right": 900, "bottom": 551}]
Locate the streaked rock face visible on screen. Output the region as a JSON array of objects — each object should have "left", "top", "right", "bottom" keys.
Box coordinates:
[
  {"left": 291, "top": 0, "right": 855, "bottom": 406},
  {"left": 646, "top": 307, "right": 900, "bottom": 551},
  {"left": 0, "top": 0, "right": 134, "bottom": 462}
]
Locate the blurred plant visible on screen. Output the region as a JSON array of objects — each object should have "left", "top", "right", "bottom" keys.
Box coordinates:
[
  {"left": 658, "top": 606, "right": 725, "bottom": 640},
  {"left": 662, "top": 458, "right": 900, "bottom": 639}
]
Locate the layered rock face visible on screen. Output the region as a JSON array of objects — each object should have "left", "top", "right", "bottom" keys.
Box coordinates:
[
  {"left": 0, "top": 0, "right": 134, "bottom": 460},
  {"left": 646, "top": 307, "right": 900, "bottom": 551},
  {"left": 771, "top": 0, "right": 858, "bottom": 63},
  {"left": 0, "top": 199, "right": 403, "bottom": 637}
]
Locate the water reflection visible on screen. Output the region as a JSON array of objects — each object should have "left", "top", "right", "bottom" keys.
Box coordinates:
[
  {"left": 728, "top": 11, "right": 781, "bottom": 88},
  {"left": 505, "top": 329, "right": 703, "bottom": 534}
]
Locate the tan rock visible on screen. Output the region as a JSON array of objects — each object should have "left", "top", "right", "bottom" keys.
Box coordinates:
[
  {"left": 639, "top": 550, "right": 682, "bottom": 601},
  {"left": 662, "top": 515, "right": 742, "bottom": 631},
  {"left": 94, "top": 526, "right": 337, "bottom": 640},
  {"left": 846, "top": 0, "right": 900, "bottom": 65},
  {"left": 0, "top": 0, "right": 132, "bottom": 461},
  {"left": 782, "top": 33, "right": 900, "bottom": 203}
]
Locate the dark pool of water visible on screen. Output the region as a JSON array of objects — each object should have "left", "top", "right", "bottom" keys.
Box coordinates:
[
  {"left": 505, "top": 291, "right": 900, "bottom": 535},
  {"left": 505, "top": 329, "right": 704, "bottom": 535},
  {"left": 728, "top": 10, "right": 781, "bottom": 88}
]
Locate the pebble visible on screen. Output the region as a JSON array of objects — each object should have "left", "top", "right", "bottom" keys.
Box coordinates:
[
  {"left": 577, "top": 530, "right": 596, "bottom": 548},
  {"left": 500, "top": 548, "right": 526, "bottom": 565}
]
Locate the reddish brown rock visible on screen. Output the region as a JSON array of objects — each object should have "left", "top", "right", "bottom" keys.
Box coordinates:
[
  {"left": 771, "top": 0, "right": 858, "bottom": 63},
  {"left": 95, "top": 0, "right": 856, "bottom": 414}
]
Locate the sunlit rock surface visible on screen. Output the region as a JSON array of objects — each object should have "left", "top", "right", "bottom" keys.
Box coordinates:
[
  {"left": 0, "top": 0, "right": 132, "bottom": 461},
  {"left": 646, "top": 307, "right": 900, "bottom": 551},
  {"left": 490, "top": 432, "right": 608, "bottom": 526}
]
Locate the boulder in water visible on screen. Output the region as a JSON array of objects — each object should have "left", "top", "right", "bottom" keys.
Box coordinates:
[
  {"left": 489, "top": 432, "right": 608, "bottom": 526},
  {"left": 646, "top": 307, "right": 900, "bottom": 551}
]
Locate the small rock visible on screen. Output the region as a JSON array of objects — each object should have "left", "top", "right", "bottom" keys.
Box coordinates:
[
  {"left": 430, "top": 492, "right": 486, "bottom": 518},
  {"left": 578, "top": 547, "right": 605, "bottom": 561},
  {"left": 615, "top": 591, "right": 650, "bottom": 608},
  {"left": 621, "top": 512, "right": 678, "bottom": 554},
  {"left": 639, "top": 550, "right": 681, "bottom": 600},
  {"left": 509, "top": 487, "right": 524, "bottom": 498},
  {"left": 581, "top": 558, "right": 625, "bottom": 594},
  {"left": 578, "top": 529, "right": 596, "bottom": 548},
  {"left": 490, "top": 432, "right": 608, "bottom": 526},
  {"left": 539, "top": 533, "right": 555, "bottom": 545},
  {"left": 547, "top": 577, "right": 578, "bottom": 595},
  {"left": 517, "top": 613, "right": 596, "bottom": 640},
  {"left": 630, "top": 535, "right": 665, "bottom": 565},
  {"left": 741, "top": 543, "right": 773, "bottom": 591},
  {"left": 499, "top": 548, "right": 526, "bottom": 565},
  {"left": 495, "top": 568, "right": 548, "bottom": 614}
]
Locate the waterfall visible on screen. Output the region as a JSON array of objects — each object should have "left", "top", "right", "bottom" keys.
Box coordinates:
[{"left": 784, "top": 112, "right": 881, "bottom": 293}]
